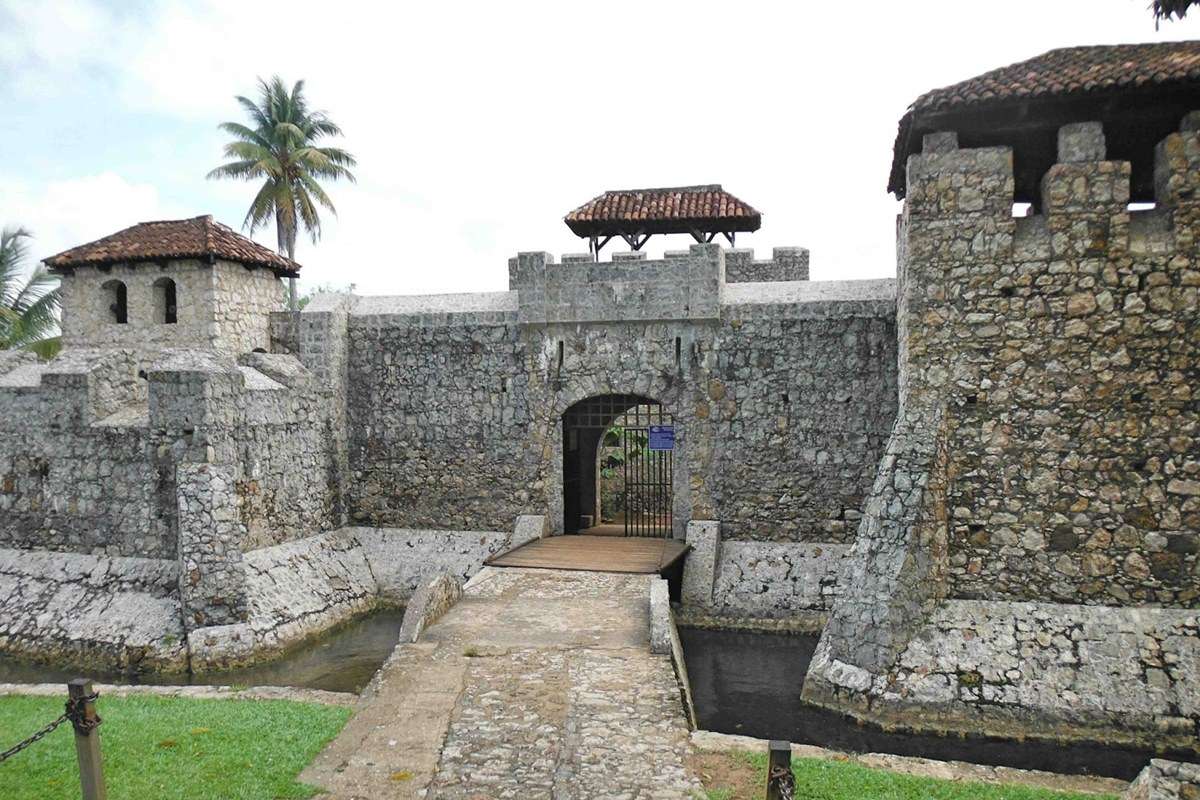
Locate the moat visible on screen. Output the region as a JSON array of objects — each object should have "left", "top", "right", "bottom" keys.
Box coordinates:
[
  {"left": 0, "top": 607, "right": 405, "bottom": 695},
  {"left": 678, "top": 626, "right": 1200, "bottom": 782}
]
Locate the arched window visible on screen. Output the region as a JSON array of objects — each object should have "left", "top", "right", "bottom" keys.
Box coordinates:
[
  {"left": 101, "top": 280, "right": 127, "bottom": 324},
  {"left": 153, "top": 277, "right": 177, "bottom": 324}
]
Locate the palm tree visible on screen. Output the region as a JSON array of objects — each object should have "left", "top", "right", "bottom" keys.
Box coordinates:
[
  {"left": 207, "top": 76, "right": 356, "bottom": 308},
  {"left": 0, "top": 227, "right": 61, "bottom": 360}
]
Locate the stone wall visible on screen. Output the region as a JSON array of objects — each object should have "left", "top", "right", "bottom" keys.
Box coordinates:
[
  {"left": 715, "top": 280, "right": 897, "bottom": 542},
  {"left": 0, "top": 348, "right": 172, "bottom": 558},
  {"left": 339, "top": 250, "right": 896, "bottom": 544},
  {"left": 897, "top": 120, "right": 1200, "bottom": 607},
  {"left": 0, "top": 547, "right": 186, "bottom": 670},
  {"left": 353, "top": 527, "right": 512, "bottom": 602},
  {"left": 723, "top": 246, "right": 810, "bottom": 283},
  {"left": 808, "top": 599, "right": 1200, "bottom": 750},
  {"left": 58, "top": 259, "right": 284, "bottom": 359},
  {"left": 1125, "top": 760, "right": 1200, "bottom": 800},
  {"left": 680, "top": 521, "right": 848, "bottom": 619},
  {"left": 511, "top": 245, "right": 722, "bottom": 325},
  {"left": 0, "top": 344, "right": 340, "bottom": 630}
]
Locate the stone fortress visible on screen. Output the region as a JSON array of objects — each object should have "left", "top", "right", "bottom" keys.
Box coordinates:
[{"left": 0, "top": 41, "right": 1197, "bottom": 757}]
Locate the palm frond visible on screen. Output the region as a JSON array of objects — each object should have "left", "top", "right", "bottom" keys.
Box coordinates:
[
  {"left": 1, "top": 227, "right": 34, "bottom": 308},
  {"left": 217, "top": 121, "right": 272, "bottom": 148},
  {"left": 299, "top": 174, "right": 337, "bottom": 215},
  {"left": 1153, "top": 0, "right": 1196, "bottom": 20},
  {"left": 0, "top": 227, "right": 62, "bottom": 355},
  {"left": 243, "top": 179, "right": 281, "bottom": 234},
  {"left": 293, "top": 184, "right": 323, "bottom": 244},
  {"left": 211, "top": 75, "right": 355, "bottom": 255},
  {"left": 26, "top": 337, "right": 61, "bottom": 360},
  {"left": 10, "top": 265, "right": 58, "bottom": 314}
]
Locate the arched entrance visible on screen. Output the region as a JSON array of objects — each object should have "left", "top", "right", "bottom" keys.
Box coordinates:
[{"left": 561, "top": 394, "right": 674, "bottom": 537}]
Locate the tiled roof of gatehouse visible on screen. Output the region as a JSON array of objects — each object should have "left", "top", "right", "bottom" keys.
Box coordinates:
[{"left": 564, "top": 185, "right": 761, "bottom": 237}]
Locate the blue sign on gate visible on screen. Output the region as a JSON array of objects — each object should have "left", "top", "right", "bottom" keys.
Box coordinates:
[{"left": 648, "top": 424, "right": 675, "bottom": 451}]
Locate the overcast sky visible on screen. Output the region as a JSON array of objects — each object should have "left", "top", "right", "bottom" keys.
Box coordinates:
[{"left": 2, "top": 1, "right": 1198, "bottom": 296}]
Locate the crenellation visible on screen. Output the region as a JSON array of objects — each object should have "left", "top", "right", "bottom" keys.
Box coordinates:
[
  {"left": 1057, "top": 121, "right": 1107, "bottom": 163},
  {"left": 724, "top": 246, "right": 810, "bottom": 283},
  {"left": 1154, "top": 113, "right": 1200, "bottom": 214}
]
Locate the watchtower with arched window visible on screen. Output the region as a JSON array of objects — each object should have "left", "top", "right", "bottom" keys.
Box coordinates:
[{"left": 44, "top": 215, "right": 300, "bottom": 358}]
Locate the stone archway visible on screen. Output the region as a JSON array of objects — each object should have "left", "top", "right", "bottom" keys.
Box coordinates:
[{"left": 560, "top": 394, "right": 674, "bottom": 537}]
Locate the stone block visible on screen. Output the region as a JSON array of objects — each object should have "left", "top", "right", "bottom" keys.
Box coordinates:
[
  {"left": 1057, "top": 122, "right": 1106, "bottom": 163},
  {"left": 922, "top": 131, "right": 958, "bottom": 154},
  {"left": 649, "top": 578, "right": 671, "bottom": 655},
  {"left": 682, "top": 520, "right": 720, "bottom": 607},
  {"left": 188, "top": 622, "right": 257, "bottom": 672},
  {"left": 510, "top": 515, "right": 549, "bottom": 549},
  {"left": 399, "top": 572, "right": 463, "bottom": 643}
]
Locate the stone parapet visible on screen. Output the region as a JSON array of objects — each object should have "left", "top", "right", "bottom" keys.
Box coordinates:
[
  {"left": 724, "top": 247, "right": 810, "bottom": 283},
  {"left": 510, "top": 243, "right": 724, "bottom": 324}
]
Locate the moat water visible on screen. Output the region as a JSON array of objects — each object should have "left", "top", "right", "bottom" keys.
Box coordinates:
[
  {"left": 0, "top": 607, "right": 405, "bottom": 695},
  {"left": 679, "top": 626, "right": 1199, "bottom": 782}
]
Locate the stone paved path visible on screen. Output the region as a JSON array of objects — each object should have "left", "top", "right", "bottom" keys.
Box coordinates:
[{"left": 300, "top": 567, "right": 702, "bottom": 799}]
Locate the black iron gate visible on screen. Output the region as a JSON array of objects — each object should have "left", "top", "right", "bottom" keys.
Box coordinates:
[
  {"left": 620, "top": 404, "right": 674, "bottom": 538},
  {"left": 560, "top": 395, "right": 674, "bottom": 538}
]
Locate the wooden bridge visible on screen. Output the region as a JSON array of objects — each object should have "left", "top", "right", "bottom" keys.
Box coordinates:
[{"left": 485, "top": 534, "right": 689, "bottom": 575}]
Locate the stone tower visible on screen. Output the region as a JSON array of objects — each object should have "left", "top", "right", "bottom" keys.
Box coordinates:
[{"left": 44, "top": 215, "right": 297, "bottom": 360}]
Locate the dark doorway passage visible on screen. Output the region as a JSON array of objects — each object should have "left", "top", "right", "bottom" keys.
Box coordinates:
[{"left": 561, "top": 395, "right": 674, "bottom": 537}]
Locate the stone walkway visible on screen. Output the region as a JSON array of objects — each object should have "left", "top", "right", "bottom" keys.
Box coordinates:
[{"left": 300, "top": 567, "right": 702, "bottom": 799}]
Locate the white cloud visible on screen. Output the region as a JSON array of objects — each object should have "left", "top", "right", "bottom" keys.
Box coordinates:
[
  {"left": 4, "top": 1, "right": 1200, "bottom": 294},
  {"left": 0, "top": 172, "right": 183, "bottom": 265}
]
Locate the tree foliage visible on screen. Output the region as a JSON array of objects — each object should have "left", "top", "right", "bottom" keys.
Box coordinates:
[
  {"left": 1153, "top": 0, "right": 1195, "bottom": 21},
  {"left": 207, "top": 76, "right": 357, "bottom": 260},
  {"left": 0, "top": 227, "right": 61, "bottom": 359}
]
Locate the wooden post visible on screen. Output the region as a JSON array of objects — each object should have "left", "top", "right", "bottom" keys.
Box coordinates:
[
  {"left": 765, "top": 739, "right": 792, "bottom": 800},
  {"left": 68, "top": 679, "right": 107, "bottom": 800}
]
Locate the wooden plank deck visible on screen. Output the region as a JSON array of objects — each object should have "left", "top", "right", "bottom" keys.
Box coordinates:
[{"left": 485, "top": 535, "right": 689, "bottom": 574}]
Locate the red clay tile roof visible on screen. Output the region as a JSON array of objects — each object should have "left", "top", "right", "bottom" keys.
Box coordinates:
[
  {"left": 889, "top": 41, "right": 1200, "bottom": 199},
  {"left": 911, "top": 42, "right": 1200, "bottom": 114},
  {"left": 44, "top": 215, "right": 301, "bottom": 276},
  {"left": 564, "top": 185, "right": 761, "bottom": 237}
]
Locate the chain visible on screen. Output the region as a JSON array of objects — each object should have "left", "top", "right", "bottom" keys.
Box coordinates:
[
  {"left": 769, "top": 764, "right": 795, "bottom": 800},
  {"left": 0, "top": 690, "right": 102, "bottom": 765},
  {"left": 0, "top": 713, "right": 68, "bottom": 763}
]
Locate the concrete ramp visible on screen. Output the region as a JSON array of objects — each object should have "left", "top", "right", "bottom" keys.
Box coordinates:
[{"left": 301, "top": 567, "right": 700, "bottom": 799}]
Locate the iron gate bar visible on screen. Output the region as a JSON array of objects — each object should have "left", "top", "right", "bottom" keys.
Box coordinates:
[{"left": 619, "top": 402, "right": 673, "bottom": 538}]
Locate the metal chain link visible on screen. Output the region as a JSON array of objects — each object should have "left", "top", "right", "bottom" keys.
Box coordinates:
[
  {"left": 0, "top": 712, "right": 69, "bottom": 764},
  {"left": 0, "top": 690, "right": 101, "bottom": 765},
  {"left": 769, "top": 764, "right": 795, "bottom": 800}
]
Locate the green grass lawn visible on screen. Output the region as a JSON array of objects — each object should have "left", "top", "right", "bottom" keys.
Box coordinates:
[
  {"left": 701, "top": 750, "right": 1121, "bottom": 800},
  {"left": 0, "top": 693, "right": 351, "bottom": 800}
]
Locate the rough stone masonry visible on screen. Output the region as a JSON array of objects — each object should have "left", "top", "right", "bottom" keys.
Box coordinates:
[{"left": 0, "top": 43, "right": 1197, "bottom": 761}]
